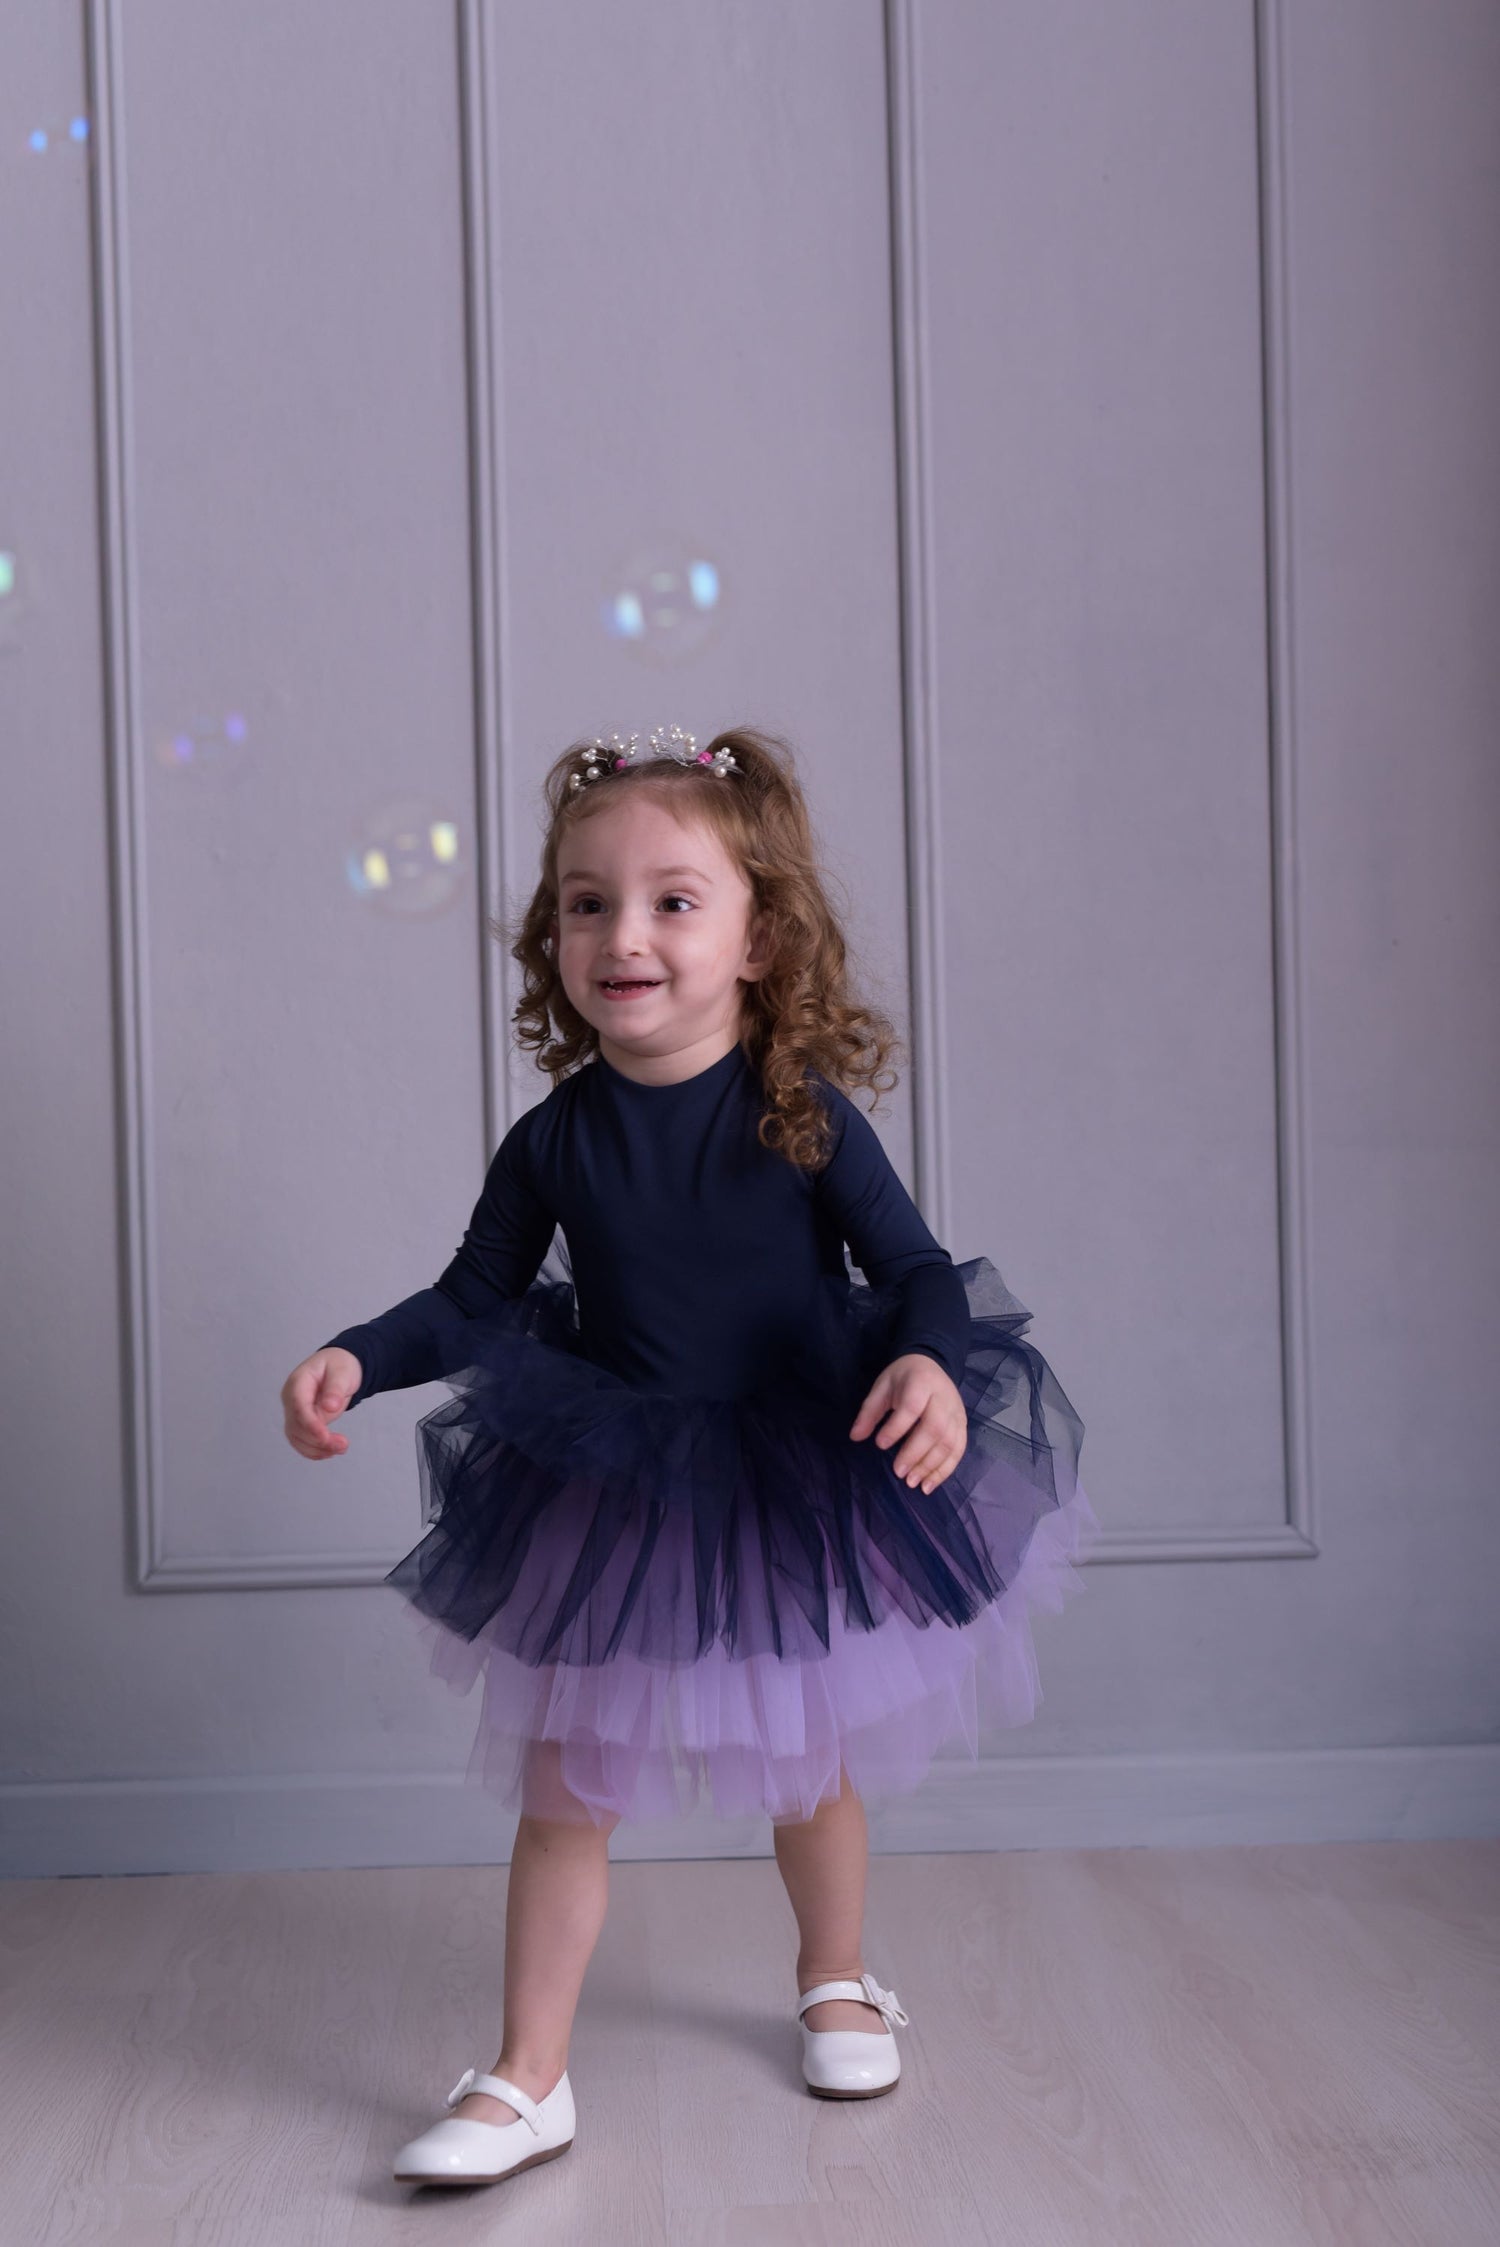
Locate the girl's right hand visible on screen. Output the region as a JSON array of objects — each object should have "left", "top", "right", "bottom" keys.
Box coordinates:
[{"left": 281, "top": 1346, "right": 363, "bottom": 1459}]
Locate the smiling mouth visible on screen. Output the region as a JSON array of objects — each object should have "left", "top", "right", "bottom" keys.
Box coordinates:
[{"left": 599, "top": 978, "right": 660, "bottom": 990}]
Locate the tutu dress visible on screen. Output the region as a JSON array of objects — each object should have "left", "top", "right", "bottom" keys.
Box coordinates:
[{"left": 324, "top": 1039, "right": 1098, "bottom": 1827}]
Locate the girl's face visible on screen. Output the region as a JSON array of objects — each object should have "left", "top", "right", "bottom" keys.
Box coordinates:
[{"left": 550, "top": 790, "right": 770, "bottom": 1072}]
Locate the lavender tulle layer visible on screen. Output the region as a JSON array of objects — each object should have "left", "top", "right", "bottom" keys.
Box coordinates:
[{"left": 387, "top": 1254, "right": 1099, "bottom": 1827}]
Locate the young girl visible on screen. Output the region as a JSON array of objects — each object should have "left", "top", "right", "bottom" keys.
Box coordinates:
[{"left": 281, "top": 723, "right": 1097, "bottom": 2189}]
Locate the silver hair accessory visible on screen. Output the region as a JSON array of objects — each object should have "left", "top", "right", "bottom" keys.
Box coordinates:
[{"left": 568, "top": 725, "right": 740, "bottom": 790}]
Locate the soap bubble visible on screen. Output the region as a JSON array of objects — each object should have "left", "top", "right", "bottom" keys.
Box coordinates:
[
  {"left": 26, "top": 116, "right": 89, "bottom": 155},
  {"left": 599, "top": 535, "right": 723, "bottom": 665},
  {"left": 0, "top": 548, "right": 36, "bottom": 649},
  {"left": 151, "top": 710, "right": 250, "bottom": 772},
  {"left": 345, "top": 799, "right": 464, "bottom": 917}
]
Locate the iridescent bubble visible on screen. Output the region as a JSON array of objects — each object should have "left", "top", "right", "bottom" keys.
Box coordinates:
[
  {"left": 26, "top": 116, "right": 89, "bottom": 155},
  {"left": 150, "top": 709, "right": 250, "bottom": 772},
  {"left": 600, "top": 535, "right": 724, "bottom": 665},
  {"left": 345, "top": 800, "right": 464, "bottom": 917},
  {"left": 0, "top": 547, "right": 31, "bottom": 648}
]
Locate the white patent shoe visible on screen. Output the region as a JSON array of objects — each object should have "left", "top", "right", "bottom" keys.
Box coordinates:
[
  {"left": 797, "top": 1971, "right": 911, "bottom": 2098},
  {"left": 392, "top": 2065, "right": 576, "bottom": 2186}
]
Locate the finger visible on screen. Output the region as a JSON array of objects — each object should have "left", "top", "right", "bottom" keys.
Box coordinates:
[
  {"left": 894, "top": 1434, "right": 940, "bottom": 1485},
  {"left": 283, "top": 1373, "right": 350, "bottom": 1458},
  {"left": 286, "top": 1427, "right": 345, "bottom": 1460},
  {"left": 849, "top": 1380, "right": 891, "bottom": 1440},
  {"left": 295, "top": 1367, "right": 352, "bottom": 1441},
  {"left": 871, "top": 1400, "right": 923, "bottom": 1449},
  {"left": 889, "top": 1410, "right": 937, "bottom": 1474},
  {"left": 914, "top": 1423, "right": 959, "bottom": 1483},
  {"left": 905, "top": 1414, "right": 964, "bottom": 1487},
  {"left": 289, "top": 1375, "right": 328, "bottom": 1440}
]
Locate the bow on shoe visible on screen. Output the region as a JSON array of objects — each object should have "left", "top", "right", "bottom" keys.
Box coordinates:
[
  {"left": 860, "top": 1972, "right": 911, "bottom": 2029},
  {"left": 442, "top": 2065, "right": 546, "bottom": 2135}
]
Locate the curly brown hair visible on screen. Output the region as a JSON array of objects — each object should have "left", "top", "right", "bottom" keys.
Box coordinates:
[{"left": 491, "top": 724, "right": 904, "bottom": 1168}]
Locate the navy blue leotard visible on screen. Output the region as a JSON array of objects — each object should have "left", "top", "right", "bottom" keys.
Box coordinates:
[{"left": 324, "top": 1040, "right": 969, "bottom": 1405}]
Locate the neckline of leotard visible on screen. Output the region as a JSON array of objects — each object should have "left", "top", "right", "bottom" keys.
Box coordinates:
[{"left": 592, "top": 1040, "right": 749, "bottom": 1094}]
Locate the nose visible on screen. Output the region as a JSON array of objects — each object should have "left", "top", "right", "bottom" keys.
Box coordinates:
[{"left": 600, "top": 900, "right": 654, "bottom": 960}]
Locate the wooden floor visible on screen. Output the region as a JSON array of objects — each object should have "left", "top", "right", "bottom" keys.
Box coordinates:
[{"left": 1, "top": 1838, "right": 1496, "bottom": 2245}]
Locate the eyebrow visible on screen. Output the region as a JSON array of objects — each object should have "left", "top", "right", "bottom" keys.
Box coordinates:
[{"left": 558, "top": 865, "right": 715, "bottom": 886}]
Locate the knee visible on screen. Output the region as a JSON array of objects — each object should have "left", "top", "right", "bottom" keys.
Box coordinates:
[
  {"left": 772, "top": 1766, "right": 860, "bottom": 1830},
  {"left": 519, "top": 1739, "right": 621, "bottom": 1833},
  {"left": 518, "top": 1796, "right": 620, "bottom": 1840},
  {"left": 772, "top": 1806, "right": 814, "bottom": 1832}
]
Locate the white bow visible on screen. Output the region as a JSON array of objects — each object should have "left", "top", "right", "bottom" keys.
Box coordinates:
[{"left": 860, "top": 1972, "right": 911, "bottom": 2029}]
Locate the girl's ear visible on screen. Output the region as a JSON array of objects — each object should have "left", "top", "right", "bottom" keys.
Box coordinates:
[{"left": 744, "top": 908, "right": 774, "bottom": 981}]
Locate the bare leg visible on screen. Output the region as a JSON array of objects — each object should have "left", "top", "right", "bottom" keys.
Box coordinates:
[
  {"left": 771, "top": 1763, "right": 892, "bottom": 2036},
  {"left": 453, "top": 1744, "right": 620, "bottom": 2126}
]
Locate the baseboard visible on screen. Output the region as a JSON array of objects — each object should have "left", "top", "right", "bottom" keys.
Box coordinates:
[{"left": 2, "top": 1743, "right": 1496, "bottom": 1878}]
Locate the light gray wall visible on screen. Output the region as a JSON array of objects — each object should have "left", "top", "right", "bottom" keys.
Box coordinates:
[{"left": 3, "top": 0, "right": 1496, "bottom": 1877}]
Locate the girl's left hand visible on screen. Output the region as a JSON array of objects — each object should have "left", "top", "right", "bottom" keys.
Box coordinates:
[{"left": 849, "top": 1353, "right": 968, "bottom": 1493}]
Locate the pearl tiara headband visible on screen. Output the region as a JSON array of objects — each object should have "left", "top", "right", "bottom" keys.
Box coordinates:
[{"left": 569, "top": 725, "right": 741, "bottom": 790}]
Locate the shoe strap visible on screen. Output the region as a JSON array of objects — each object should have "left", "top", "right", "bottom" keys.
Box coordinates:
[
  {"left": 444, "top": 2066, "right": 545, "bottom": 2133},
  {"left": 797, "top": 1972, "right": 911, "bottom": 2029}
]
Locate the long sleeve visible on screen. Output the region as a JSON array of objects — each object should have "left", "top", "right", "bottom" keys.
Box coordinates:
[
  {"left": 813, "top": 1086, "right": 969, "bottom": 1383},
  {"left": 321, "top": 1113, "right": 556, "bottom": 1408}
]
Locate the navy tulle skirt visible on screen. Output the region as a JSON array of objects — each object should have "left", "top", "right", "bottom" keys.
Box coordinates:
[{"left": 387, "top": 1246, "right": 1099, "bottom": 1827}]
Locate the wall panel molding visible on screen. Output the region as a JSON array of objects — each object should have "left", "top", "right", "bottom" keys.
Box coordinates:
[
  {"left": 884, "top": 0, "right": 1314, "bottom": 1565},
  {"left": 87, "top": 0, "right": 499, "bottom": 1590},
  {"left": 460, "top": 0, "right": 513, "bottom": 1165}
]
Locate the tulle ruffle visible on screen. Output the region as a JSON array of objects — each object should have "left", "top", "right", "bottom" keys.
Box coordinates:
[{"left": 385, "top": 1249, "right": 1097, "bottom": 1825}]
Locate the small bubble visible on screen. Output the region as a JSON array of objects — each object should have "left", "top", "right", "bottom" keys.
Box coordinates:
[
  {"left": 0, "top": 547, "right": 33, "bottom": 648},
  {"left": 27, "top": 118, "right": 90, "bottom": 155},
  {"left": 600, "top": 534, "right": 724, "bottom": 665},
  {"left": 345, "top": 800, "right": 465, "bottom": 916},
  {"left": 150, "top": 709, "right": 251, "bottom": 772}
]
